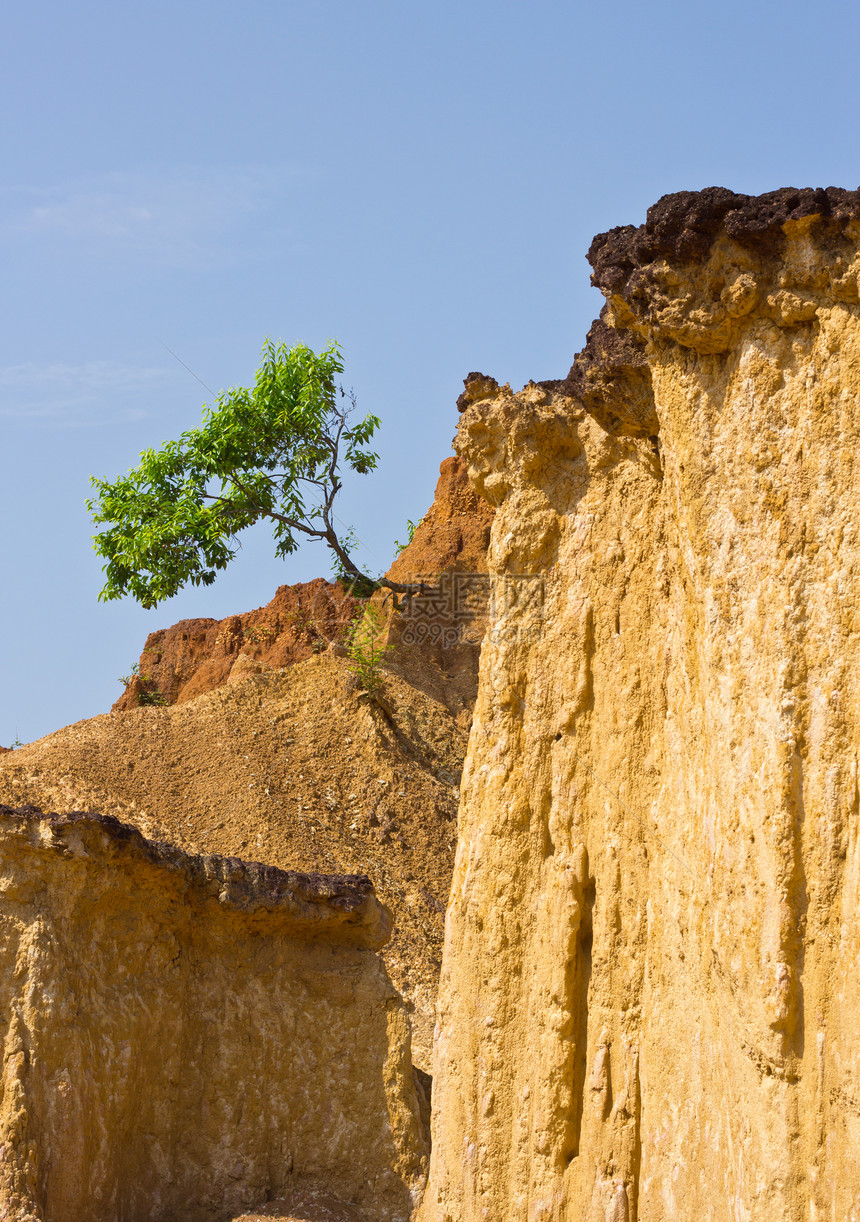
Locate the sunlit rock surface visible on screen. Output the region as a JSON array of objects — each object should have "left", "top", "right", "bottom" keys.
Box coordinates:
[
  {"left": 421, "top": 188, "right": 860, "bottom": 1221},
  {"left": 0, "top": 805, "right": 427, "bottom": 1222}
]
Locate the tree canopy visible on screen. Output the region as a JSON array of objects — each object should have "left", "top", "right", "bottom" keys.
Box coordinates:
[{"left": 88, "top": 340, "right": 411, "bottom": 608}]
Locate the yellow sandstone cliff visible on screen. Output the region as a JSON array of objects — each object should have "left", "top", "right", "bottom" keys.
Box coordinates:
[
  {"left": 421, "top": 188, "right": 860, "bottom": 1220},
  {"left": 0, "top": 804, "right": 427, "bottom": 1222}
]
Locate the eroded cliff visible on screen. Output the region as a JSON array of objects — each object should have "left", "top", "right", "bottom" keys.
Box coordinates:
[
  {"left": 0, "top": 804, "right": 427, "bottom": 1222},
  {"left": 422, "top": 188, "right": 860, "bottom": 1220}
]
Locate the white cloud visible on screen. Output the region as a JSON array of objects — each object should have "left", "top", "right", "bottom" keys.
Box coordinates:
[
  {"left": 1, "top": 164, "right": 304, "bottom": 265},
  {"left": 0, "top": 360, "right": 170, "bottom": 424},
  {"left": 0, "top": 360, "right": 167, "bottom": 391}
]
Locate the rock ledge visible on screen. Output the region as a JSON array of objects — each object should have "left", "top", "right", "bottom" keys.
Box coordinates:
[{"left": 0, "top": 803, "right": 391, "bottom": 948}]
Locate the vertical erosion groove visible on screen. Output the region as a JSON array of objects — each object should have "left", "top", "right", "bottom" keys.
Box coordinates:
[{"left": 565, "top": 876, "right": 595, "bottom": 1164}]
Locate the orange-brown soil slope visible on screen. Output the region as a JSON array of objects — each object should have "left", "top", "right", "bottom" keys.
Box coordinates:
[{"left": 114, "top": 455, "right": 494, "bottom": 715}]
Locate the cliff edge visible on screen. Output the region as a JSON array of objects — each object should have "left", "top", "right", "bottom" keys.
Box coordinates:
[{"left": 422, "top": 188, "right": 860, "bottom": 1220}]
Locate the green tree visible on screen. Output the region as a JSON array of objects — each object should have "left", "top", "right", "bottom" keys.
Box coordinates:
[{"left": 88, "top": 340, "right": 416, "bottom": 608}]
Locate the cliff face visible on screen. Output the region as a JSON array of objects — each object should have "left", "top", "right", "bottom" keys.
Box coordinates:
[
  {"left": 422, "top": 189, "right": 860, "bottom": 1220},
  {"left": 0, "top": 805, "right": 426, "bottom": 1222},
  {"left": 387, "top": 456, "right": 494, "bottom": 584},
  {"left": 112, "top": 578, "right": 358, "bottom": 711},
  {"left": 386, "top": 455, "right": 494, "bottom": 711}
]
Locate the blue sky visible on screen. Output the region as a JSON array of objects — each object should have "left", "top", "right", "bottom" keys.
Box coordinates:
[{"left": 3, "top": 0, "right": 860, "bottom": 745}]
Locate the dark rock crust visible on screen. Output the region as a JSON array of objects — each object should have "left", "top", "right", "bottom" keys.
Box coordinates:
[
  {"left": 563, "top": 315, "right": 658, "bottom": 438},
  {"left": 457, "top": 372, "right": 500, "bottom": 413},
  {"left": 564, "top": 187, "right": 860, "bottom": 438},
  {"left": 0, "top": 803, "right": 389, "bottom": 944},
  {"left": 589, "top": 186, "right": 860, "bottom": 296},
  {"left": 453, "top": 190, "right": 860, "bottom": 440}
]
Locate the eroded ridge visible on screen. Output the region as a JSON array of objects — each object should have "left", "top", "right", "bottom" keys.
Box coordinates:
[
  {"left": 422, "top": 187, "right": 860, "bottom": 1221},
  {"left": 0, "top": 803, "right": 391, "bottom": 947}
]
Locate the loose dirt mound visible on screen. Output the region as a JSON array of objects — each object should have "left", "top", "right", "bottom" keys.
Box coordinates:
[
  {"left": 232, "top": 1187, "right": 367, "bottom": 1220},
  {"left": 0, "top": 649, "right": 466, "bottom": 1066}
]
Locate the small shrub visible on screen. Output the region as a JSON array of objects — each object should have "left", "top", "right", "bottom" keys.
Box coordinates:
[
  {"left": 138, "top": 690, "right": 168, "bottom": 707},
  {"left": 284, "top": 608, "right": 312, "bottom": 630},
  {"left": 243, "top": 624, "right": 276, "bottom": 647},
  {"left": 394, "top": 518, "right": 423, "bottom": 557},
  {"left": 345, "top": 604, "right": 389, "bottom": 694}
]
